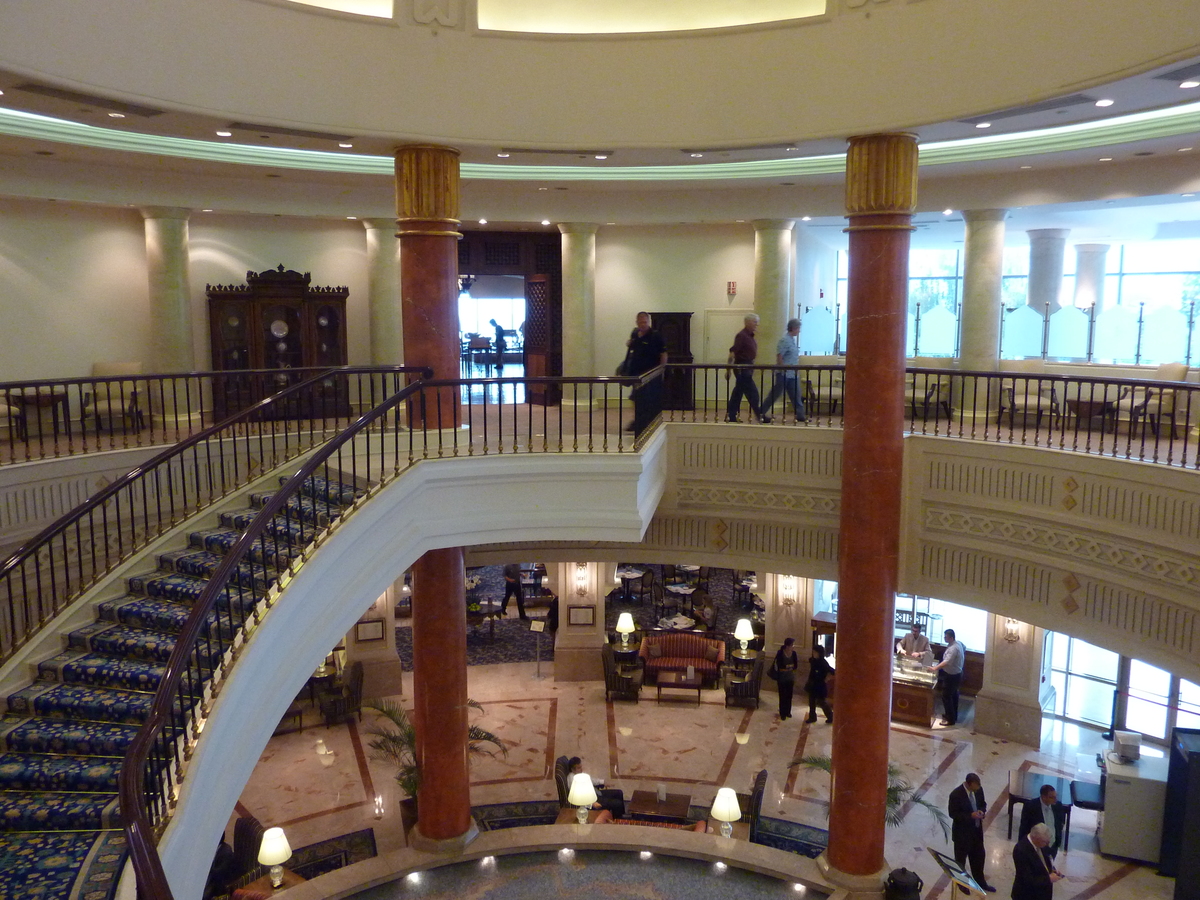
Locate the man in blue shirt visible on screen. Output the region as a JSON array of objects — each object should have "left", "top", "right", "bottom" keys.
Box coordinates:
[
  {"left": 931, "top": 628, "right": 965, "bottom": 726},
  {"left": 761, "top": 318, "right": 807, "bottom": 422}
]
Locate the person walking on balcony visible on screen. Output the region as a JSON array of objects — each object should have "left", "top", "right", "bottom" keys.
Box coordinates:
[
  {"left": 623, "top": 311, "right": 667, "bottom": 436},
  {"left": 761, "top": 318, "right": 807, "bottom": 422},
  {"left": 726, "top": 313, "right": 772, "bottom": 424},
  {"left": 490, "top": 318, "right": 507, "bottom": 373}
]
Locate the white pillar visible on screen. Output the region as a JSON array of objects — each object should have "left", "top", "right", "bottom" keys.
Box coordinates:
[
  {"left": 753, "top": 219, "right": 796, "bottom": 330},
  {"left": 141, "top": 207, "right": 194, "bottom": 372},
  {"left": 974, "top": 615, "right": 1051, "bottom": 747},
  {"left": 364, "top": 219, "right": 403, "bottom": 364},
  {"left": 552, "top": 561, "right": 605, "bottom": 682},
  {"left": 1026, "top": 228, "right": 1070, "bottom": 314},
  {"left": 1073, "top": 243, "right": 1110, "bottom": 311},
  {"left": 956, "top": 210, "right": 1007, "bottom": 424},
  {"left": 558, "top": 223, "right": 599, "bottom": 378},
  {"left": 347, "top": 581, "right": 405, "bottom": 701}
]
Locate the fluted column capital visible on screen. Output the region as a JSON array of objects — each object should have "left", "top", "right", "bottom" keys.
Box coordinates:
[
  {"left": 138, "top": 206, "right": 191, "bottom": 221},
  {"left": 844, "top": 133, "right": 918, "bottom": 223},
  {"left": 751, "top": 219, "right": 795, "bottom": 233},
  {"left": 394, "top": 145, "right": 461, "bottom": 236},
  {"left": 962, "top": 208, "right": 1008, "bottom": 224},
  {"left": 557, "top": 222, "right": 599, "bottom": 236}
]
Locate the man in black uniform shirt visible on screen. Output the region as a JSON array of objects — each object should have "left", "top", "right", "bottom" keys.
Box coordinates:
[{"left": 622, "top": 311, "right": 668, "bottom": 436}]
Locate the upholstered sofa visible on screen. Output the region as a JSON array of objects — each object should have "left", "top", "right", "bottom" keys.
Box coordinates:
[
  {"left": 638, "top": 632, "right": 725, "bottom": 684},
  {"left": 593, "top": 810, "right": 707, "bottom": 831}
]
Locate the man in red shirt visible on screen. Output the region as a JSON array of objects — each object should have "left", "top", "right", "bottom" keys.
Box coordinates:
[{"left": 726, "top": 313, "right": 772, "bottom": 424}]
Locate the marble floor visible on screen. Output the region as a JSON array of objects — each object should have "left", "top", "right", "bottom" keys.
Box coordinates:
[{"left": 234, "top": 658, "right": 1174, "bottom": 900}]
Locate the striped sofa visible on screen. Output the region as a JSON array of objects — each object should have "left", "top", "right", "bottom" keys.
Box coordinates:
[{"left": 638, "top": 632, "right": 725, "bottom": 684}]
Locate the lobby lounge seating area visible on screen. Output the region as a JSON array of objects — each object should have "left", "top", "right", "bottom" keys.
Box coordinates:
[{"left": 638, "top": 632, "right": 725, "bottom": 686}]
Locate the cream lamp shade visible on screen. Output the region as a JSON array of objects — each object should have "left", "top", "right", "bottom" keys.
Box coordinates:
[
  {"left": 567, "top": 772, "right": 598, "bottom": 823},
  {"left": 615, "top": 612, "right": 636, "bottom": 647},
  {"left": 733, "top": 618, "right": 754, "bottom": 650},
  {"left": 258, "top": 826, "right": 292, "bottom": 887},
  {"left": 710, "top": 787, "right": 741, "bottom": 837}
]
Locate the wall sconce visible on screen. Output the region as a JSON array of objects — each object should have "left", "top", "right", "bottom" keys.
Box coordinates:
[
  {"left": 575, "top": 562, "right": 588, "bottom": 597},
  {"left": 780, "top": 575, "right": 797, "bottom": 607},
  {"left": 710, "top": 787, "right": 742, "bottom": 838},
  {"left": 258, "top": 827, "right": 293, "bottom": 888},
  {"left": 1004, "top": 618, "right": 1021, "bottom": 643}
]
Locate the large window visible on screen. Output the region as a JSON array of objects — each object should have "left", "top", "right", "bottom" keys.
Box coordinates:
[{"left": 1048, "top": 635, "right": 1119, "bottom": 727}]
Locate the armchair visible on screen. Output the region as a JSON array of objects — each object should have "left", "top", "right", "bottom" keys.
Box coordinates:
[
  {"left": 231, "top": 814, "right": 265, "bottom": 879},
  {"left": 0, "top": 393, "right": 26, "bottom": 442},
  {"left": 317, "top": 661, "right": 364, "bottom": 726},
  {"left": 747, "top": 769, "right": 768, "bottom": 844},
  {"left": 906, "top": 359, "right": 953, "bottom": 420},
  {"left": 1115, "top": 362, "right": 1189, "bottom": 437},
  {"left": 84, "top": 361, "right": 146, "bottom": 432},
  {"left": 602, "top": 644, "right": 643, "bottom": 702},
  {"left": 724, "top": 654, "right": 764, "bottom": 709},
  {"left": 554, "top": 755, "right": 572, "bottom": 808},
  {"left": 1000, "top": 359, "right": 1060, "bottom": 428}
]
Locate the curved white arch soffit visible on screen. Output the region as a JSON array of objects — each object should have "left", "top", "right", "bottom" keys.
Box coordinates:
[
  {"left": 1, "top": 0, "right": 1199, "bottom": 152},
  {"left": 159, "top": 428, "right": 1198, "bottom": 898}
]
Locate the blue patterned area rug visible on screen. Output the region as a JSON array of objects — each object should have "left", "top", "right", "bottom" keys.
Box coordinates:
[
  {"left": 474, "top": 800, "right": 560, "bottom": 831},
  {"left": 0, "top": 829, "right": 126, "bottom": 900},
  {"left": 395, "top": 617, "right": 553, "bottom": 668},
  {"left": 754, "top": 816, "right": 828, "bottom": 858}
]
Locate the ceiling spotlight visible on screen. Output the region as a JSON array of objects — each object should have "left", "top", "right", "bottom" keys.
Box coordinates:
[
  {"left": 689, "top": 153, "right": 703, "bottom": 158},
  {"left": 541, "top": 219, "right": 551, "bottom": 226},
  {"left": 478, "top": 219, "right": 488, "bottom": 225},
  {"left": 801, "top": 216, "right": 812, "bottom": 221},
  {"left": 943, "top": 209, "right": 953, "bottom": 215},
  {"left": 1095, "top": 99, "right": 1114, "bottom": 107},
  {"left": 1180, "top": 147, "right": 1194, "bottom": 152},
  {"left": 108, "top": 112, "right": 126, "bottom": 118},
  {"left": 496, "top": 152, "right": 510, "bottom": 158},
  {"left": 537, "top": 187, "right": 548, "bottom": 191},
  {"left": 216, "top": 130, "right": 232, "bottom": 137},
  {"left": 1020, "top": 165, "right": 1033, "bottom": 169},
  {"left": 1184, "top": 193, "right": 1196, "bottom": 198},
  {"left": 594, "top": 154, "right": 608, "bottom": 160},
  {"left": 975, "top": 122, "right": 991, "bottom": 129},
  {"left": 345, "top": 216, "right": 357, "bottom": 220},
  {"left": 1099, "top": 157, "right": 1113, "bottom": 161},
  {"left": 202, "top": 208, "right": 213, "bottom": 212},
  {"left": 339, "top": 142, "right": 353, "bottom": 148},
  {"left": 1181, "top": 80, "right": 1200, "bottom": 89},
  {"left": 786, "top": 146, "right": 797, "bottom": 152},
  {"left": 0, "top": 89, "right": 4, "bottom": 96}
]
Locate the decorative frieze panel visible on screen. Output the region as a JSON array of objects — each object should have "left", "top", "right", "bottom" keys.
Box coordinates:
[
  {"left": 677, "top": 438, "right": 841, "bottom": 482},
  {"left": 1077, "top": 479, "right": 1200, "bottom": 539},
  {"left": 1086, "top": 581, "right": 1196, "bottom": 655},
  {"left": 918, "top": 543, "right": 1055, "bottom": 610},
  {"left": 925, "top": 456, "right": 1055, "bottom": 507},
  {"left": 676, "top": 483, "right": 839, "bottom": 518}
]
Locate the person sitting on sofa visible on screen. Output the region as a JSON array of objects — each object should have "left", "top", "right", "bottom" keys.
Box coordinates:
[{"left": 568, "top": 757, "right": 625, "bottom": 818}]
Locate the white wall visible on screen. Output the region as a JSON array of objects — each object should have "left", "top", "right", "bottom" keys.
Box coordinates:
[
  {"left": 794, "top": 224, "right": 840, "bottom": 317},
  {"left": 594, "top": 224, "right": 756, "bottom": 371}
]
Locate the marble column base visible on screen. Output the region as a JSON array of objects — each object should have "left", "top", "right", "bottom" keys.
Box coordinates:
[
  {"left": 554, "top": 644, "right": 603, "bottom": 681},
  {"left": 817, "top": 853, "right": 888, "bottom": 900},
  {"left": 410, "top": 819, "right": 480, "bottom": 854},
  {"left": 973, "top": 691, "right": 1047, "bottom": 747},
  {"left": 361, "top": 656, "right": 406, "bottom": 701},
  {"left": 951, "top": 407, "right": 1001, "bottom": 426}
]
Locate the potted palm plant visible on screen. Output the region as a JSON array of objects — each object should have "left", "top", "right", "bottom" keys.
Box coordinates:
[
  {"left": 789, "top": 754, "right": 950, "bottom": 840},
  {"left": 366, "top": 699, "right": 506, "bottom": 834}
]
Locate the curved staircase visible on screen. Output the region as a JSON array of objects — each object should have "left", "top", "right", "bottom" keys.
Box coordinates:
[{"left": 0, "top": 474, "right": 363, "bottom": 900}]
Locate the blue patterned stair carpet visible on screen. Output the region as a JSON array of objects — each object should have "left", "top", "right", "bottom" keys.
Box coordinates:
[{"left": 0, "top": 473, "right": 363, "bottom": 900}]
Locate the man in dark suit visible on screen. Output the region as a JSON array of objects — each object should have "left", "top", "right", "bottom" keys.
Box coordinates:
[
  {"left": 1012, "top": 823, "right": 1063, "bottom": 899},
  {"left": 1017, "top": 784, "right": 1067, "bottom": 858},
  {"left": 948, "top": 773, "right": 997, "bottom": 893}
]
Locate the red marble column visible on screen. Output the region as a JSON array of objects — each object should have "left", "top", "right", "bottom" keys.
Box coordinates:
[
  {"left": 410, "top": 546, "right": 471, "bottom": 841},
  {"left": 396, "top": 144, "right": 461, "bottom": 428},
  {"left": 826, "top": 134, "right": 919, "bottom": 880}
]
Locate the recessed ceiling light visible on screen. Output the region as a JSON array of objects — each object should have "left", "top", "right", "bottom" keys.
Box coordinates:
[
  {"left": 801, "top": 216, "right": 812, "bottom": 221},
  {"left": 786, "top": 146, "right": 797, "bottom": 152},
  {"left": 943, "top": 209, "right": 953, "bottom": 215},
  {"left": 216, "top": 130, "right": 232, "bottom": 137},
  {"left": 1183, "top": 193, "right": 1196, "bottom": 198},
  {"left": 346, "top": 216, "right": 357, "bottom": 220},
  {"left": 541, "top": 219, "right": 551, "bottom": 226},
  {"left": 496, "top": 152, "right": 510, "bottom": 158},
  {"left": 202, "top": 209, "right": 213, "bottom": 212},
  {"left": 0, "top": 89, "right": 4, "bottom": 96},
  {"left": 478, "top": 219, "right": 488, "bottom": 225},
  {"left": 1095, "top": 99, "right": 1114, "bottom": 107},
  {"left": 594, "top": 154, "right": 608, "bottom": 160},
  {"left": 1179, "top": 147, "right": 1193, "bottom": 152},
  {"left": 975, "top": 122, "right": 991, "bottom": 129},
  {"left": 1181, "top": 80, "right": 1200, "bottom": 89},
  {"left": 108, "top": 112, "right": 125, "bottom": 118},
  {"left": 339, "top": 142, "right": 353, "bottom": 148},
  {"left": 690, "top": 153, "right": 703, "bottom": 158},
  {"left": 1099, "top": 157, "right": 1113, "bottom": 162},
  {"left": 537, "top": 187, "right": 548, "bottom": 191},
  {"left": 1020, "top": 165, "right": 1033, "bottom": 169}
]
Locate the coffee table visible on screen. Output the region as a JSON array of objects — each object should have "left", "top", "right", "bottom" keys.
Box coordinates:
[
  {"left": 627, "top": 789, "right": 692, "bottom": 822},
  {"left": 656, "top": 671, "right": 702, "bottom": 705}
]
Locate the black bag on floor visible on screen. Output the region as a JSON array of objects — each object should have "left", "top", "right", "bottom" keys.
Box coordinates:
[{"left": 884, "top": 867, "right": 923, "bottom": 900}]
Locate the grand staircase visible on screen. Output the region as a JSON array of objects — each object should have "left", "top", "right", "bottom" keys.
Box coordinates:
[{"left": 0, "top": 474, "right": 363, "bottom": 900}]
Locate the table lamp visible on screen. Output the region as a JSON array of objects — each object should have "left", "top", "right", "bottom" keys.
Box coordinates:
[
  {"left": 258, "top": 826, "right": 293, "bottom": 888},
  {"left": 710, "top": 787, "right": 741, "bottom": 838},
  {"left": 567, "top": 772, "right": 598, "bottom": 824},
  {"left": 615, "top": 612, "right": 636, "bottom": 649},
  {"left": 733, "top": 618, "right": 754, "bottom": 652}
]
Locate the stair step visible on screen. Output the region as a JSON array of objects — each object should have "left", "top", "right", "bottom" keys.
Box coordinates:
[
  {"left": 218, "top": 510, "right": 315, "bottom": 542},
  {"left": 188, "top": 528, "right": 301, "bottom": 568},
  {"left": 126, "top": 572, "right": 263, "bottom": 614},
  {"left": 0, "top": 716, "right": 139, "bottom": 757},
  {"left": 37, "top": 651, "right": 167, "bottom": 693},
  {"left": 0, "top": 752, "right": 121, "bottom": 792},
  {"left": 98, "top": 595, "right": 235, "bottom": 639},
  {"left": 0, "top": 830, "right": 126, "bottom": 897},
  {"left": 67, "top": 622, "right": 182, "bottom": 663},
  {"left": 156, "top": 549, "right": 277, "bottom": 587},
  {"left": 6, "top": 682, "right": 155, "bottom": 725},
  {"left": 248, "top": 493, "right": 342, "bottom": 527},
  {"left": 0, "top": 790, "right": 120, "bottom": 832},
  {"left": 290, "top": 474, "right": 364, "bottom": 506}
]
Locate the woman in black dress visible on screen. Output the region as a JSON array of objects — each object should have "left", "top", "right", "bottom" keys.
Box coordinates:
[
  {"left": 804, "top": 645, "right": 834, "bottom": 724},
  {"left": 774, "top": 637, "right": 800, "bottom": 720}
]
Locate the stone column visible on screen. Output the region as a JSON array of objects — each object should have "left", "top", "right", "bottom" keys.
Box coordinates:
[
  {"left": 396, "top": 145, "right": 461, "bottom": 429},
  {"left": 753, "top": 219, "right": 796, "bottom": 330},
  {"left": 1073, "top": 244, "right": 1110, "bottom": 311},
  {"left": 553, "top": 561, "right": 605, "bottom": 681},
  {"left": 974, "top": 616, "right": 1051, "bottom": 747},
  {"left": 559, "top": 224, "right": 599, "bottom": 380},
  {"left": 364, "top": 219, "right": 403, "bottom": 364},
  {"left": 956, "top": 210, "right": 1007, "bottom": 424},
  {"left": 410, "top": 546, "right": 475, "bottom": 848},
  {"left": 141, "top": 207, "right": 195, "bottom": 373},
  {"left": 824, "top": 133, "right": 918, "bottom": 895},
  {"left": 1026, "top": 228, "right": 1069, "bottom": 315}
]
